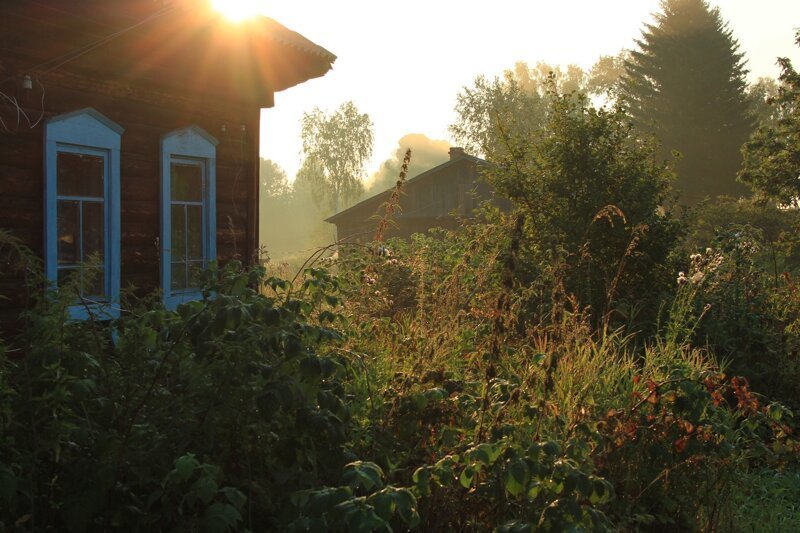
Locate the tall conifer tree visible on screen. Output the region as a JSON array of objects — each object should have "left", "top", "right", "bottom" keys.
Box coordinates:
[{"left": 623, "top": 0, "right": 753, "bottom": 204}]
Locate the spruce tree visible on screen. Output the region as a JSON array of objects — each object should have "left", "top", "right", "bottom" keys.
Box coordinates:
[{"left": 623, "top": 0, "right": 753, "bottom": 204}]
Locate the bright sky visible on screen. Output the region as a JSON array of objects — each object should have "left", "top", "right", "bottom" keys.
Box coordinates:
[{"left": 230, "top": 0, "right": 800, "bottom": 181}]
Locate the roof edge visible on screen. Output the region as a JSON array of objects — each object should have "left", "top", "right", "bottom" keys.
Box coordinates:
[{"left": 325, "top": 154, "right": 487, "bottom": 224}]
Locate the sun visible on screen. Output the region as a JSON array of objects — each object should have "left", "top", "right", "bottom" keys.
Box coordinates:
[{"left": 210, "top": 0, "right": 263, "bottom": 22}]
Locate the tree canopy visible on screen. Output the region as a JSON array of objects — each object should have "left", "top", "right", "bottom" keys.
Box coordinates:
[
  {"left": 260, "top": 158, "right": 290, "bottom": 199},
  {"left": 299, "top": 101, "right": 374, "bottom": 212},
  {"left": 622, "top": 0, "right": 753, "bottom": 204},
  {"left": 739, "top": 31, "right": 800, "bottom": 207},
  {"left": 450, "top": 57, "right": 634, "bottom": 161},
  {"left": 476, "top": 91, "right": 680, "bottom": 323}
]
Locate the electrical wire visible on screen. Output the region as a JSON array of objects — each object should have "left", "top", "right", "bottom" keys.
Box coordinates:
[
  {"left": 39, "top": 5, "right": 176, "bottom": 76},
  {"left": 28, "top": 78, "right": 47, "bottom": 129},
  {"left": 0, "top": 2, "right": 175, "bottom": 133},
  {"left": 0, "top": 3, "right": 176, "bottom": 86},
  {"left": 231, "top": 126, "right": 246, "bottom": 217},
  {"left": 0, "top": 89, "right": 19, "bottom": 133},
  {"left": 28, "top": 1, "right": 118, "bottom": 30},
  {"left": 0, "top": 78, "right": 47, "bottom": 133}
]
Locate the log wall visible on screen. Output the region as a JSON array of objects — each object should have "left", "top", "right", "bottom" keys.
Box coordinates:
[{"left": 1, "top": 57, "right": 261, "bottom": 331}]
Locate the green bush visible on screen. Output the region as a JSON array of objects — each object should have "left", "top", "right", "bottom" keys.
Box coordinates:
[{"left": 0, "top": 261, "right": 351, "bottom": 531}]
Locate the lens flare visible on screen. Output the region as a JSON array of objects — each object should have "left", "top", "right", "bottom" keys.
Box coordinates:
[{"left": 210, "top": 0, "right": 262, "bottom": 22}]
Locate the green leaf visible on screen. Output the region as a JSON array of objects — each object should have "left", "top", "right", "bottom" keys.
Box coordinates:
[
  {"left": 542, "top": 441, "right": 561, "bottom": 457},
  {"left": 575, "top": 473, "right": 592, "bottom": 499},
  {"left": 220, "top": 487, "right": 246, "bottom": 509},
  {"left": 527, "top": 480, "right": 541, "bottom": 500},
  {"left": 412, "top": 467, "right": 431, "bottom": 496},
  {"left": 341, "top": 461, "right": 384, "bottom": 492},
  {"left": 202, "top": 502, "right": 241, "bottom": 533},
  {"left": 503, "top": 458, "right": 529, "bottom": 497},
  {"left": 589, "top": 478, "right": 612, "bottom": 504},
  {"left": 469, "top": 442, "right": 502, "bottom": 465},
  {"left": 193, "top": 476, "right": 218, "bottom": 505},
  {"left": 175, "top": 454, "right": 198, "bottom": 483},
  {"left": 318, "top": 310, "right": 337, "bottom": 323},
  {"left": 0, "top": 465, "right": 18, "bottom": 502},
  {"left": 369, "top": 490, "right": 395, "bottom": 521},
  {"left": 299, "top": 356, "right": 322, "bottom": 381},
  {"left": 459, "top": 465, "right": 476, "bottom": 489},
  {"left": 424, "top": 387, "right": 448, "bottom": 401},
  {"left": 393, "top": 488, "right": 420, "bottom": 527}
]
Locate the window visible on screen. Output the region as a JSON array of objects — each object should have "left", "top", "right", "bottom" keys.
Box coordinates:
[
  {"left": 44, "top": 108, "right": 123, "bottom": 320},
  {"left": 161, "top": 126, "right": 217, "bottom": 309}
]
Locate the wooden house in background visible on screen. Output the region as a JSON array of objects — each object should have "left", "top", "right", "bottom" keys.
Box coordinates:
[
  {"left": 326, "top": 148, "right": 508, "bottom": 243},
  {"left": 0, "top": 0, "right": 335, "bottom": 324}
]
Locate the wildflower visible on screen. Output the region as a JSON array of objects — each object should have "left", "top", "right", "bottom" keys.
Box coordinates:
[
  {"left": 690, "top": 271, "right": 704, "bottom": 284},
  {"left": 677, "top": 271, "right": 688, "bottom": 286}
]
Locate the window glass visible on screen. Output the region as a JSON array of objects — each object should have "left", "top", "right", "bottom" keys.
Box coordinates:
[
  {"left": 55, "top": 151, "right": 106, "bottom": 299},
  {"left": 161, "top": 126, "right": 217, "bottom": 308},
  {"left": 188, "top": 261, "right": 204, "bottom": 288},
  {"left": 57, "top": 152, "right": 104, "bottom": 197},
  {"left": 57, "top": 199, "right": 80, "bottom": 264},
  {"left": 83, "top": 201, "right": 104, "bottom": 260},
  {"left": 171, "top": 262, "right": 186, "bottom": 291},
  {"left": 171, "top": 205, "right": 186, "bottom": 261},
  {"left": 170, "top": 160, "right": 204, "bottom": 294},
  {"left": 186, "top": 205, "right": 203, "bottom": 260},
  {"left": 83, "top": 266, "right": 105, "bottom": 299},
  {"left": 46, "top": 109, "right": 122, "bottom": 319},
  {"left": 171, "top": 162, "right": 202, "bottom": 202}
]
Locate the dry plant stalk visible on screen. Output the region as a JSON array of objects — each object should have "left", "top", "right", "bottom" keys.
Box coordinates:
[
  {"left": 374, "top": 148, "right": 411, "bottom": 243},
  {"left": 477, "top": 211, "right": 526, "bottom": 441}
]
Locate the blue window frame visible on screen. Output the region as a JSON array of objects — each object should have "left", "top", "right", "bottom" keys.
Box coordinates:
[
  {"left": 161, "top": 126, "right": 217, "bottom": 310},
  {"left": 44, "top": 108, "right": 123, "bottom": 320}
]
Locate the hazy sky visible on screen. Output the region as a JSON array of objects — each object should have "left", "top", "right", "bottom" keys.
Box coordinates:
[{"left": 247, "top": 0, "right": 800, "bottom": 182}]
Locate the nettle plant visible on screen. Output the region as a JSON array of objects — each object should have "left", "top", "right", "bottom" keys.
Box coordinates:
[{"left": 0, "top": 258, "right": 353, "bottom": 531}]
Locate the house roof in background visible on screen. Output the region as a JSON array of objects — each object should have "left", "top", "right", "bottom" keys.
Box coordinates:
[{"left": 325, "top": 153, "right": 485, "bottom": 224}]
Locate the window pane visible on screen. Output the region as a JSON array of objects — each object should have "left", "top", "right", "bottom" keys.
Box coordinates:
[
  {"left": 171, "top": 162, "right": 202, "bottom": 202},
  {"left": 82, "top": 266, "right": 105, "bottom": 299},
  {"left": 57, "top": 152, "right": 104, "bottom": 198},
  {"left": 188, "top": 260, "right": 204, "bottom": 289},
  {"left": 57, "top": 200, "right": 80, "bottom": 265},
  {"left": 82, "top": 201, "right": 104, "bottom": 262},
  {"left": 171, "top": 262, "right": 186, "bottom": 291},
  {"left": 171, "top": 205, "right": 186, "bottom": 261},
  {"left": 57, "top": 267, "right": 77, "bottom": 288},
  {"left": 186, "top": 205, "right": 203, "bottom": 260}
]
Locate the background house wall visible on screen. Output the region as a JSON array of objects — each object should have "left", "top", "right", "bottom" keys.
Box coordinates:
[{"left": 327, "top": 150, "right": 504, "bottom": 243}]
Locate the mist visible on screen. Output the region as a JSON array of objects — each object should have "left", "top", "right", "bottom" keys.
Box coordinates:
[{"left": 363, "top": 133, "right": 450, "bottom": 197}]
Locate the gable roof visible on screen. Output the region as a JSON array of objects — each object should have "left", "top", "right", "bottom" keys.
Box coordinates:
[
  {"left": 256, "top": 17, "right": 336, "bottom": 63},
  {"left": 2, "top": 1, "right": 336, "bottom": 105},
  {"left": 325, "top": 154, "right": 485, "bottom": 224}
]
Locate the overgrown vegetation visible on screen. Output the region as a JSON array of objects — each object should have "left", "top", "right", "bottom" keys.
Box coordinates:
[
  {"left": 3, "top": 78, "right": 800, "bottom": 530},
  {"left": 4, "top": 19, "right": 800, "bottom": 533}
]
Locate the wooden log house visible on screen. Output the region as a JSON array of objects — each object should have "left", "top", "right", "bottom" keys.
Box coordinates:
[
  {"left": 326, "top": 148, "right": 510, "bottom": 244},
  {"left": 0, "top": 0, "right": 335, "bottom": 325}
]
